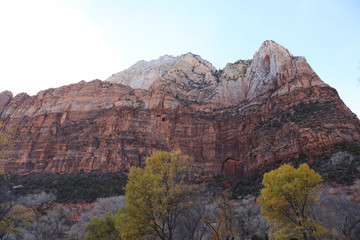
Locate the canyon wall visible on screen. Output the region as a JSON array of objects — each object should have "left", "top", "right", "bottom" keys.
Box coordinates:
[{"left": 1, "top": 40, "right": 359, "bottom": 177}]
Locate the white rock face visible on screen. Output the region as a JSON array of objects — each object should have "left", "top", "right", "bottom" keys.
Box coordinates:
[
  {"left": 106, "top": 53, "right": 217, "bottom": 90},
  {"left": 106, "top": 40, "right": 326, "bottom": 103},
  {"left": 246, "top": 40, "right": 292, "bottom": 100},
  {"left": 213, "top": 60, "right": 252, "bottom": 104},
  {"left": 106, "top": 55, "right": 177, "bottom": 90}
]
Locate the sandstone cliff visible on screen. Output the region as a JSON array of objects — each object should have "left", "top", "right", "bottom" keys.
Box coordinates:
[{"left": 1, "top": 40, "right": 359, "bottom": 177}]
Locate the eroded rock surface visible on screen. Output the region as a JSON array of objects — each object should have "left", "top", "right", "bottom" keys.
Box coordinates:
[{"left": 1, "top": 40, "right": 359, "bottom": 177}]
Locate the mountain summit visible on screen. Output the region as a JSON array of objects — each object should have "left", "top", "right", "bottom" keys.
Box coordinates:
[
  {"left": 0, "top": 41, "right": 359, "bottom": 176},
  {"left": 107, "top": 40, "right": 326, "bottom": 105},
  {"left": 107, "top": 53, "right": 217, "bottom": 90}
]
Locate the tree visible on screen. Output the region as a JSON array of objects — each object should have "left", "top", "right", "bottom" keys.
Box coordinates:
[
  {"left": 84, "top": 212, "right": 120, "bottom": 240},
  {"left": 0, "top": 204, "right": 34, "bottom": 239},
  {"left": 0, "top": 121, "right": 11, "bottom": 161},
  {"left": 178, "top": 202, "right": 207, "bottom": 240},
  {"left": 0, "top": 175, "right": 12, "bottom": 224},
  {"left": 17, "top": 192, "right": 56, "bottom": 240},
  {"left": 257, "top": 163, "right": 328, "bottom": 240},
  {"left": 315, "top": 188, "right": 360, "bottom": 239},
  {"left": 236, "top": 195, "right": 269, "bottom": 239},
  {"left": 116, "top": 151, "right": 199, "bottom": 240},
  {"left": 203, "top": 190, "right": 239, "bottom": 240},
  {"left": 0, "top": 121, "right": 13, "bottom": 230},
  {"left": 31, "top": 205, "right": 74, "bottom": 240},
  {"left": 69, "top": 196, "right": 125, "bottom": 240}
]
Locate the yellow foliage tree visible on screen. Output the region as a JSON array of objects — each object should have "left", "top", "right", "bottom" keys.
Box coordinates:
[
  {"left": 0, "top": 121, "right": 11, "bottom": 161},
  {"left": 116, "top": 151, "right": 199, "bottom": 240},
  {"left": 0, "top": 168, "right": 7, "bottom": 183},
  {"left": 0, "top": 121, "right": 11, "bottom": 224},
  {"left": 0, "top": 123, "right": 31, "bottom": 239},
  {"left": 0, "top": 204, "right": 34, "bottom": 239},
  {"left": 257, "top": 163, "right": 328, "bottom": 240}
]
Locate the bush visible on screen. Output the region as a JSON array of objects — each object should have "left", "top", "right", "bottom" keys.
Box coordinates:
[{"left": 9, "top": 172, "right": 127, "bottom": 203}]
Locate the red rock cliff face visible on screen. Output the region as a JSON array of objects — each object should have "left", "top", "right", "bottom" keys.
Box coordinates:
[{"left": 1, "top": 40, "right": 360, "bottom": 176}]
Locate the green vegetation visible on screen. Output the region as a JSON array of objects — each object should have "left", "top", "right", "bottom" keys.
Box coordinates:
[
  {"left": 9, "top": 171, "right": 127, "bottom": 203},
  {"left": 84, "top": 212, "right": 120, "bottom": 240},
  {"left": 332, "top": 141, "right": 360, "bottom": 155},
  {"left": 294, "top": 141, "right": 360, "bottom": 185},
  {"left": 233, "top": 141, "right": 360, "bottom": 198},
  {"left": 255, "top": 100, "right": 334, "bottom": 131},
  {"left": 0, "top": 204, "right": 34, "bottom": 239},
  {"left": 231, "top": 171, "right": 263, "bottom": 197},
  {"left": 77, "top": 150, "right": 360, "bottom": 239},
  {"left": 232, "top": 160, "right": 283, "bottom": 198},
  {"left": 233, "top": 140, "right": 360, "bottom": 198}
]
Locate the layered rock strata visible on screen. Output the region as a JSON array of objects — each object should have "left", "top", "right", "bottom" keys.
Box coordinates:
[{"left": 1, "top": 40, "right": 359, "bottom": 177}]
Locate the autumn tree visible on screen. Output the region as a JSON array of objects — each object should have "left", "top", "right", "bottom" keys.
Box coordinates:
[
  {"left": 0, "top": 121, "right": 11, "bottom": 161},
  {"left": 0, "top": 121, "right": 13, "bottom": 227},
  {"left": 0, "top": 121, "right": 10, "bottom": 184},
  {"left": 17, "top": 192, "right": 56, "bottom": 240},
  {"left": 84, "top": 212, "right": 120, "bottom": 240},
  {"left": 0, "top": 204, "right": 34, "bottom": 239},
  {"left": 257, "top": 163, "right": 328, "bottom": 240},
  {"left": 0, "top": 170, "right": 11, "bottom": 224},
  {"left": 203, "top": 190, "right": 239, "bottom": 240},
  {"left": 0, "top": 123, "right": 33, "bottom": 239},
  {"left": 116, "top": 151, "right": 200, "bottom": 240}
]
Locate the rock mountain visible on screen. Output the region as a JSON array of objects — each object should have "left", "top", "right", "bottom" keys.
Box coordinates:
[{"left": 1, "top": 40, "right": 360, "bottom": 177}]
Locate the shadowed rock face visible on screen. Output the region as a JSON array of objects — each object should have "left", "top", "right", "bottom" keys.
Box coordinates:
[{"left": 1, "top": 40, "right": 360, "bottom": 177}]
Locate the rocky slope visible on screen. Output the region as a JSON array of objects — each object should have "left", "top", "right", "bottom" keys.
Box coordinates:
[{"left": 1, "top": 40, "right": 360, "bottom": 177}]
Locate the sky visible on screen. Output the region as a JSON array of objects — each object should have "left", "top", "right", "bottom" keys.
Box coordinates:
[{"left": 0, "top": 0, "right": 359, "bottom": 117}]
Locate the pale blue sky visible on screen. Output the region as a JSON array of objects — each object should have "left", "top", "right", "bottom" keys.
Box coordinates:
[{"left": 0, "top": 0, "right": 359, "bottom": 116}]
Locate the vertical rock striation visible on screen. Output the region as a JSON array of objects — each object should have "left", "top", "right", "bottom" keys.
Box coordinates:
[{"left": 1, "top": 40, "right": 359, "bottom": 177}]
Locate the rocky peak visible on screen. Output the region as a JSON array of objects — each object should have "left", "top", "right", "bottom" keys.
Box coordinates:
[
  {"left": 107, "top": 41, "right": 326, "bottom": 105},
  {"left": 245, "top": 40, "right": 326, "bottom": 100},
  {"left": 0, "top": 91, "right": 13, "bottom": 114},
  {"left": 106, "top": 55, "right": 176, "bottom": 90},
  {"left": 177, "top": 52, "right": 217, "bottom": 74},
  {"left": 220, "top": 60, "right": 252, "bottom": 81},
  {"left": 252, "top": 40, "right": 292, "bottom": 75},
  {"left": 106, "top": 52, "right": 217, "bottom": 91},
  {"left": 244, "top": 40, "right": 293, "bottom": 99}
]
